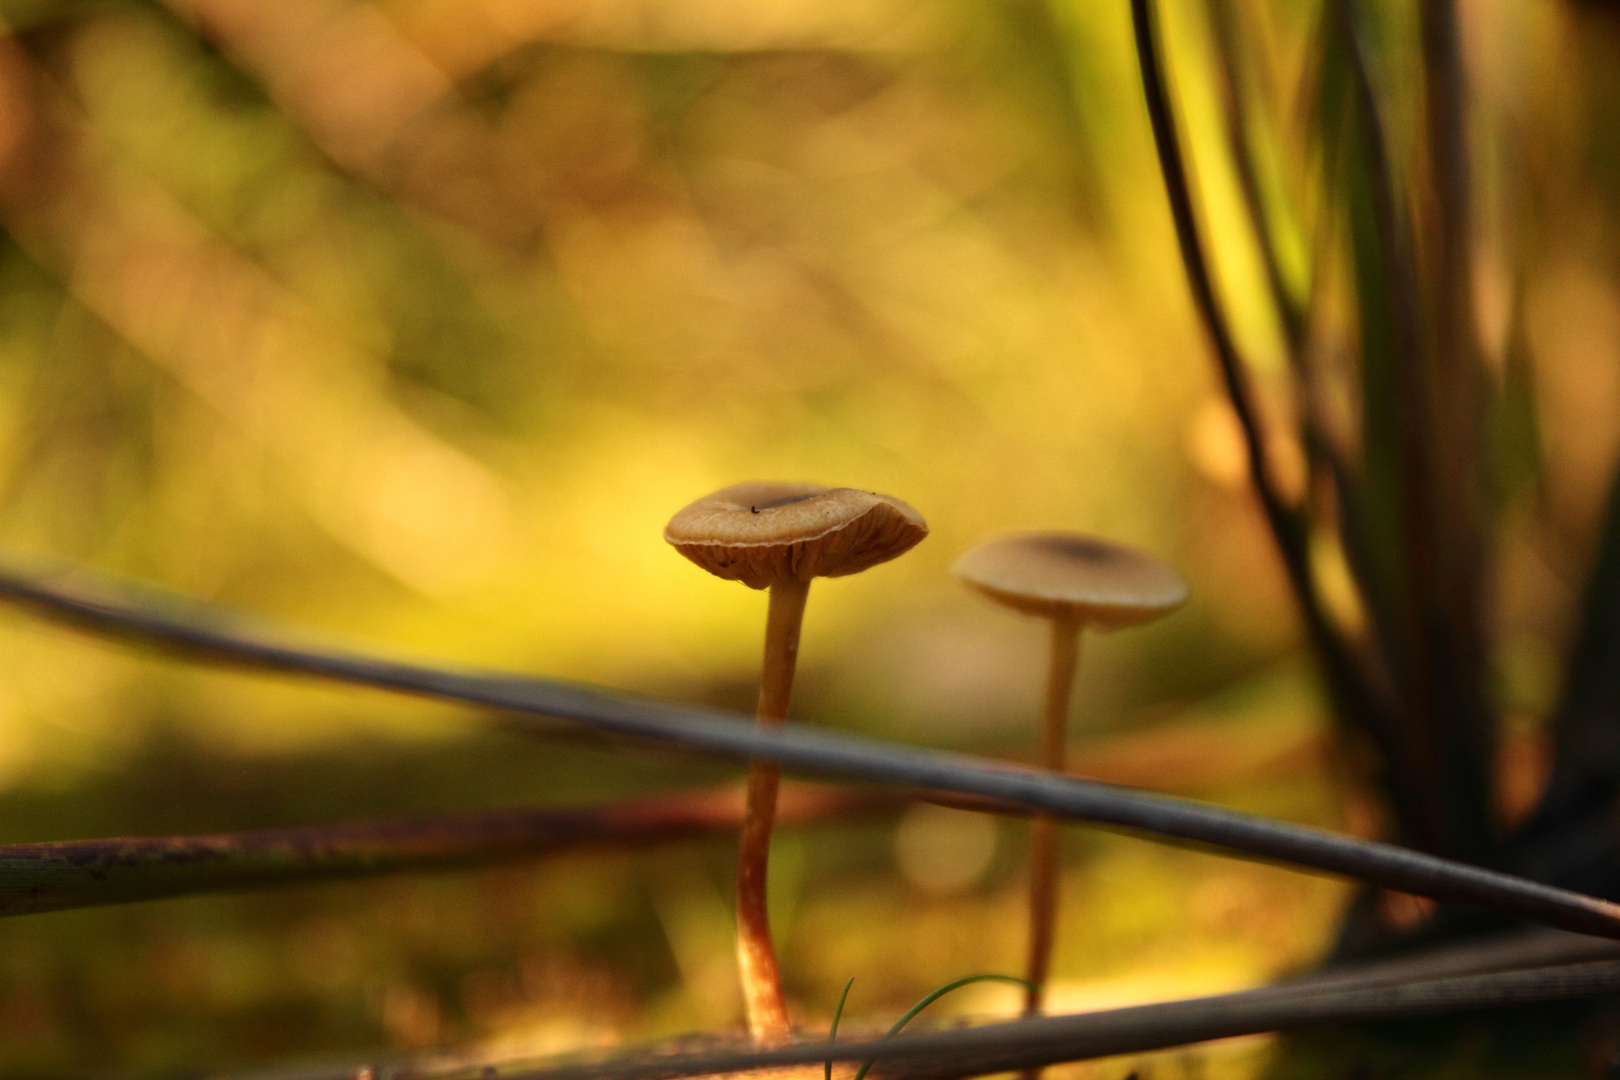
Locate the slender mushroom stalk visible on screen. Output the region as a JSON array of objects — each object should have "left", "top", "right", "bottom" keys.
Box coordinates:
[
  {"left": 666, "top": 482, "right": 927, "bottom": 1045},
  {"left": 735, "top": 577, "right": 809, "bottom": 1040},
  {"left": 1024, "top": 613, "right": 1079, "bottom": 1007},
  {"left": 954, "top": 533, "right": 1187, "bottom": 1027}
]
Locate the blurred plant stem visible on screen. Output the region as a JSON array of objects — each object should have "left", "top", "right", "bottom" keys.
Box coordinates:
[
  {"left": 0, "top": 782, "right": 902, "bottom": 917},
  {"left": 1133, "top": 0, "right": 1620, "bottom": 963},
  {"left": 1328, "top": 0, "right": 1497, "bottom": 863},
  {"left": 1129, "top": 0, "right": 1414, "bottom": 850}
]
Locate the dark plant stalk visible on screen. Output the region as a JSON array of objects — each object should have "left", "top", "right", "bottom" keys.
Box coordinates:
[
  {"left": 1416, "top": 0, "right": 1497, "bottom": 862},
  {"left": 1205, "top": 0, "right": 1402, "bottom": 725},
  {"left": 1205, "top": 0, "right": 1367, "bottom": 536},
  {"left": 1130, "top": 0, "right": 1289, "bottom": 522},
  {"left": 1522, "top": 472, "right": 1620, "bottom": 836},
  {"left": 1341, "top": 0, "right": 1445, "bottom": 861},
  {"left": 1334, "top": 0, "right": 1433, "bottom": 674},
  {"left": 0, "top": 565, "right": 1616, "bottom": 938},
  {"left": 1129, "top": 0, "right": 1411, "bottom": 816},
  {"left": 1322, "top": 0, "right": 1442, "bottom": 853},
  {"left": 1336, "top": 0, "right": 1496, "bottom": 862},
  {"left": 1282, "top": 12, "right": 1417, "bottom": 708},
  {"left": 0, "top": 783, "right": 901, "bottom": 918},
  {"left": 495, "top": 958, "right": 1620, "bottom": 1080}
]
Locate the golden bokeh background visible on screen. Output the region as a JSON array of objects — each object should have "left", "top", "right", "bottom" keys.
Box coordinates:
[{"left": 0, "top": 0, "right": 1613, "bottom": 1074}]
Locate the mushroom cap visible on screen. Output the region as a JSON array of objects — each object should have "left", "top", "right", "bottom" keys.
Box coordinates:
[
  {"left": 953, "top": 531, "right": 1188, "bottom": 628},
  {"left": 665, "top": 482, "right": 928, "bottom": 589}
]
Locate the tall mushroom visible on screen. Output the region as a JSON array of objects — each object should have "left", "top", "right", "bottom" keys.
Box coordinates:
[
  {"left": 665, "top": 482, "right": 928, "bottom": 1045},
  {"left": 953, "top": 532, "right": 1186, "bottom": 1022}
]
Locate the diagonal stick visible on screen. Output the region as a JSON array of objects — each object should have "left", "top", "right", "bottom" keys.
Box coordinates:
[{"left": 0, "top": 563, "right": 1616, "bottom": 938}]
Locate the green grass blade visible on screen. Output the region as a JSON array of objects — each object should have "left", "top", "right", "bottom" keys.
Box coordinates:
[
  {"left": 852, "top": 975, "right": 1035, "bottom": 1080},
  {"left": 828, "top": 976, "right": 855, "bottom": 1080}
]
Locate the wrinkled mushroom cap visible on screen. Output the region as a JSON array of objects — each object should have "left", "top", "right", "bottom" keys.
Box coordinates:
[
  {"left": 954, "top": 531, "right": 1187, "bottom": 628},
  {"left": 665, "top": 482, "right": 928, "bottom": 590}
]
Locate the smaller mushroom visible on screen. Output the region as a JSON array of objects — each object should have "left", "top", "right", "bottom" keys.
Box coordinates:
[
  {"left": 666, "top": 482, "right": 927, "bottom": 1045},
  {"left": 953, "top": 532, "right": 1186, "bottom": 1023}
]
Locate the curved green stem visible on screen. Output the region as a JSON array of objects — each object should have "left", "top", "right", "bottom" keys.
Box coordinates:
[
  {"left": 826, "top": 976, "right": 855, "bottom": 1080},
  {"left": 852, "top": 974, "right": 1033, "bottom": 1080}
]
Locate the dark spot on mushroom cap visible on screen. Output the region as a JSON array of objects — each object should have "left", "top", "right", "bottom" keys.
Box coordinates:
[
  {"left": 1042, "top": 536, "right": 1114, "bottom": 563},
  {"left": 751, "top": 492, "right": 819, "bottom": 511},
  {"left": 953, "top": 530, "right": 1187, "bottom": 626}
]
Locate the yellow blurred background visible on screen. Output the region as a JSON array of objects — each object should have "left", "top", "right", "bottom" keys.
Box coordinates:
[{"left": 0, "top": 0, "right": 1613, "bottom": 1073}]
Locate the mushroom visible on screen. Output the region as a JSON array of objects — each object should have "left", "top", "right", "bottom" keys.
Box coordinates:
[
  {"left": 953, "top": 532, "right": 1187, "bottom": 1020},
  {"left": 665, "top": 481, "right": 928, "bottom": 1044}
]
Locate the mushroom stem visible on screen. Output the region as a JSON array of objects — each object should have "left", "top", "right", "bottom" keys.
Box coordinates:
[
  {"left": 1024, "top": 614, "right": 1082, "bottom": 1019},
  {"left": 737, "top": 577, "right": 810, "bottom": 1045}
]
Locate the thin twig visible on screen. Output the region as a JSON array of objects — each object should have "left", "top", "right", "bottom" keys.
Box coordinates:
[
  {"left": 1287, "top": 925, "right": 1620, "bottom": 994},
  {"left": 215, "top": 931, "right": 1620, "bottom": 1080},
  {"left": 485, "top": 958, "right": 1620, "bottom": 1080},
  {"left": 1129, "top": 0, "right": 1408, "bottom": 807},
  {"left": 0, "top": 564, "right": 1617, "bottom": 938},
  {"left": 0, "top": 784, "right": 904, "bottom": 918}
]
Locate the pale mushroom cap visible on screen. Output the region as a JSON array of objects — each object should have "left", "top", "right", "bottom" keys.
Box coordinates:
[
  {"left": 954, "top": 531, "right": 1188, "bottom": 627},
  {"left": 665, "top": 481, "right": 928, "bottom": 589}
]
